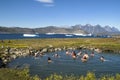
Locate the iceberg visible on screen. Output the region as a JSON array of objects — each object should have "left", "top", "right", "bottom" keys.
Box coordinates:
[{"left": 23, "top": 34, "right": 39, "bottom": 37}]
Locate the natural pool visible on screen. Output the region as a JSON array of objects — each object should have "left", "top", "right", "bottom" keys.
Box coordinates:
[{"left": 8, "top": 49, "right": 120, "bottom": 79}]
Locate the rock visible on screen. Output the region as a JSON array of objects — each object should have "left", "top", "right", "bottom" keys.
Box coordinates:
[
  {"left": 67, "top": 47, "right": 73, "bottom": 50},
  {"left": 22, "top": 53, "right": 28, "bottom": 57},
  {"left": 10, "top": 54, "right": 17, "bottom": 59},
  {"left": 63, "top": 46, "right": 66, "bottom": 50},
  {"left": 40, "top": 48, "right": 48, "bottom": 53},
  {"left": 89, "top": 47, "right": 95, "bottom": 51},
  {"left": 94, "top": 48, "right": 102, "bottom": 53},
  {"left": 13, "top": 51, "right": 22, "bottom": 56},
  {"left": 57, "top": 48, "right": 62, "bottom": 51},
  {"left": 54, "top": 48, "right": 58, "bottom": 51},
  {"left": 48, "top": 48, "right": 54, "bottom": 52}
]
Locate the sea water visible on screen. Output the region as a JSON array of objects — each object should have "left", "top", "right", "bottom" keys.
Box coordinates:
[{"left": 0, "top": 34, "right": 107, "bottom": 40}]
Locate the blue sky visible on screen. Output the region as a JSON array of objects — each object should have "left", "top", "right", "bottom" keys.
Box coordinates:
[{"left": 0, "top": 0, "right": 120, "bottom": 29}]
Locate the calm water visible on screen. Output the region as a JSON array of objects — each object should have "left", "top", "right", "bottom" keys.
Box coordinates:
[
  {"left": 0, "top": 34, "right": 107, "bottom": 40},
  {"left": 8, "top": 50, "right": 120, "bottom": 78}
]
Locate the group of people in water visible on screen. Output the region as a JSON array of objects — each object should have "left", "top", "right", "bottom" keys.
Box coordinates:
[{"left": 46, "top": 50, "right": 105, "bottom": 63}]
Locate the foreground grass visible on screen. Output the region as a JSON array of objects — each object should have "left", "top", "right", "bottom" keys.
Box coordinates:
[
  {"left": 0, "top": 38, "right": 120, "bottom": 52},
  {"left": 0, "top": 68, "right": 120, "bottom": 80},
  {"left": 0, "top": 68, "right": 40, "bottom": 80}
]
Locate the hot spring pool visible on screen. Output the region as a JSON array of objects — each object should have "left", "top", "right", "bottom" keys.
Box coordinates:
[{"left": 8, "top": 49, "right": 120, "bottom": 78}]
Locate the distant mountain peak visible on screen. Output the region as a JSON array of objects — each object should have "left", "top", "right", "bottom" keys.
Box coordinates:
[
  {"left": 0, "top": 24, "right": 120, "bottom": 35},
  {"left": 71, "top": 24, "right": 120, "bottom": 35},
  {"left": 104, "top": 26, "right": 119, "bottom": 32}
]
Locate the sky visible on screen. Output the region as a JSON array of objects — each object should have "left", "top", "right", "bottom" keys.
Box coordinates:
[{"left": 0, "top": 0, "right": 120, "bottom": 30}]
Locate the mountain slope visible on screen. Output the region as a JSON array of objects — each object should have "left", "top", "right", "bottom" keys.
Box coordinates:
[
  {"left": 72, "top": 24, "right": 120, "bottom": 35},
  {"left": 0, "top": 24, "right": 119, "bottom": 35},
  {"left": 0, "top": 26, "right": 87, "bottom": 34}
]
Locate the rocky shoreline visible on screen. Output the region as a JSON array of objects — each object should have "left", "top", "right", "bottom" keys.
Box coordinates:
[{"left": 0, "top": 44, "right": 120, "bottom": 67}]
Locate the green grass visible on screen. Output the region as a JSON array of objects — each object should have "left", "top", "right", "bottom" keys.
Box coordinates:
[
  {"left": 0, "top": 68, "right": 120, "bottom": 80},
  {"left": 0, "top": 68, "right": 40, "bottom": 80},
  {"left": 0, "top": 38, "right": 120, "bottom": 51}
]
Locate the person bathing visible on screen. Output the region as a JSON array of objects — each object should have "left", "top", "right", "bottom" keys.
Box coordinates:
[
  {"left": 100, "top": 56, "right": 105, "bottom": 62},
  {"left": 71, "top": 51, "right": 77, "bottom": 59},
  {"left": 81, "top": 52, "right": 89, "bottom": 62},
  {"left": 48, "top": 57, "right": 52, "bottom": 63},
  {"left": 90, "top": 52, "right": 94, "bottom": 57}
]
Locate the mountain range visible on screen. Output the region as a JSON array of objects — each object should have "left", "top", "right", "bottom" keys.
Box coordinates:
[
  {"left": 0, "top": 24, "right": 120, "bottom": 35},
  {"left": 72, "top": 24, "right": 120, "bottom": 35}
]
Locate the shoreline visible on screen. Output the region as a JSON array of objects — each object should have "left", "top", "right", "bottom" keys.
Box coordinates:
[
  {"left": 0, "top": 38, "right": 120, "bottom": 64},
  {"left": 0, "top": 38, "right": 120, "bottom": 80}
]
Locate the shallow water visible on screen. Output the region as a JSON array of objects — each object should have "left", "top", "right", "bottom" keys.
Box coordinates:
[{"left": 8, "top": 50, "right": 120, "bottom": 78}]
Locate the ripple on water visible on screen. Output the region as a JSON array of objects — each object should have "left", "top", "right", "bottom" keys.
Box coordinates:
[{"left": 8, "top": 50, "right": 120, "bottom": 78}]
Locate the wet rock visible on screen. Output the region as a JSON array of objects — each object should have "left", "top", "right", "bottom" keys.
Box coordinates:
[
  {"left": 48, "top": 48, "right": 54, "bottom": 52},
  {"left": 15, "top": 51, "right": 22, "bottom": 56},
  {"left": 54, "top": 48, "right": 62, "bottom": 51},
  {"left": 94, "top": 48, "right": 102, "bottom": 53},
  {"left": 63, "top": 46, "right": 66, "bottom": 50},
  {"left": 57, "top": 48, "right": 62, "bottom": 51},
  {"left": 89, "top": 47, "right": 95, "bottom": 51},
  {"left": 67, "top": 47, "right": 73, "bottom": 50},
  {"left": 40, "top": 48, "right": 48, "bottom": 53},
  {"left": 10, "top": 54, "right": 17, "bottom": 59},
  {"left": 2, "top": 56, "right": 11, "bottom": 64},
  {"left": 103, "top": 49, "right": 114, "bottom": 53}
]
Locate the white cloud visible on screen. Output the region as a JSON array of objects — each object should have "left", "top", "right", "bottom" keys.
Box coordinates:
[{"left": 35, "top": 0, "right": 54, "bottom": 4}]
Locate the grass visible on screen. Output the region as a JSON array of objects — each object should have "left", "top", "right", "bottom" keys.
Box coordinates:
[
  {"left": 0, "top": 68, "right": 40, "bottom": 80},
  {"left": 0, "top": 68, "right": 120, "bottom": 80},
  {"left": 0, "top": 38, "right": 120, "bottom": 51},
  {"left": 0, "top": 38, "right": 120, "bottom": 79}
]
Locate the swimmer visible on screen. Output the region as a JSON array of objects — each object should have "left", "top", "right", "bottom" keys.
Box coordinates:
[
  {"left": 81, "top": 57, "right": 88, "bottom": 62},
  {"left": 90, "top": 52, "right": 94, "bottom": 57},
  {"left": 81, "top": 53, "right": 89, "bottom": 62},
  {"left": 83, "top": 53, "right": 89, "bottom": 59},
  {"left": 100, "top": 56, "right": 105, "bottom": 62},
  {"left": 77, "top": 51, "right": 82, "bottom": 56},
  {"left": 48, "top": 57, "right": 52, "bottom": 63},
  {"left": 66, "top": 50, "right": 70, "bottom": 55},
  {"left": 53, "top": 53, "right": 60, "bottom": 58},
  {"left": 71, "top": 51, "right": 77, "bottom": 59}
]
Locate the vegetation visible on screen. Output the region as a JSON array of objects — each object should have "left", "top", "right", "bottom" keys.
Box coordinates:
[
  {"left": 0, "top": 38, "right": 120, "bottom": 52},
  {"left": 0, "top": 68, "right": 120, "bottom": 80},
  {"left": 0, "top": 38, "right": 120, "bottom": 79},
  {"left": 0, "top": 68, "right": 40, "bottom": 80}
]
